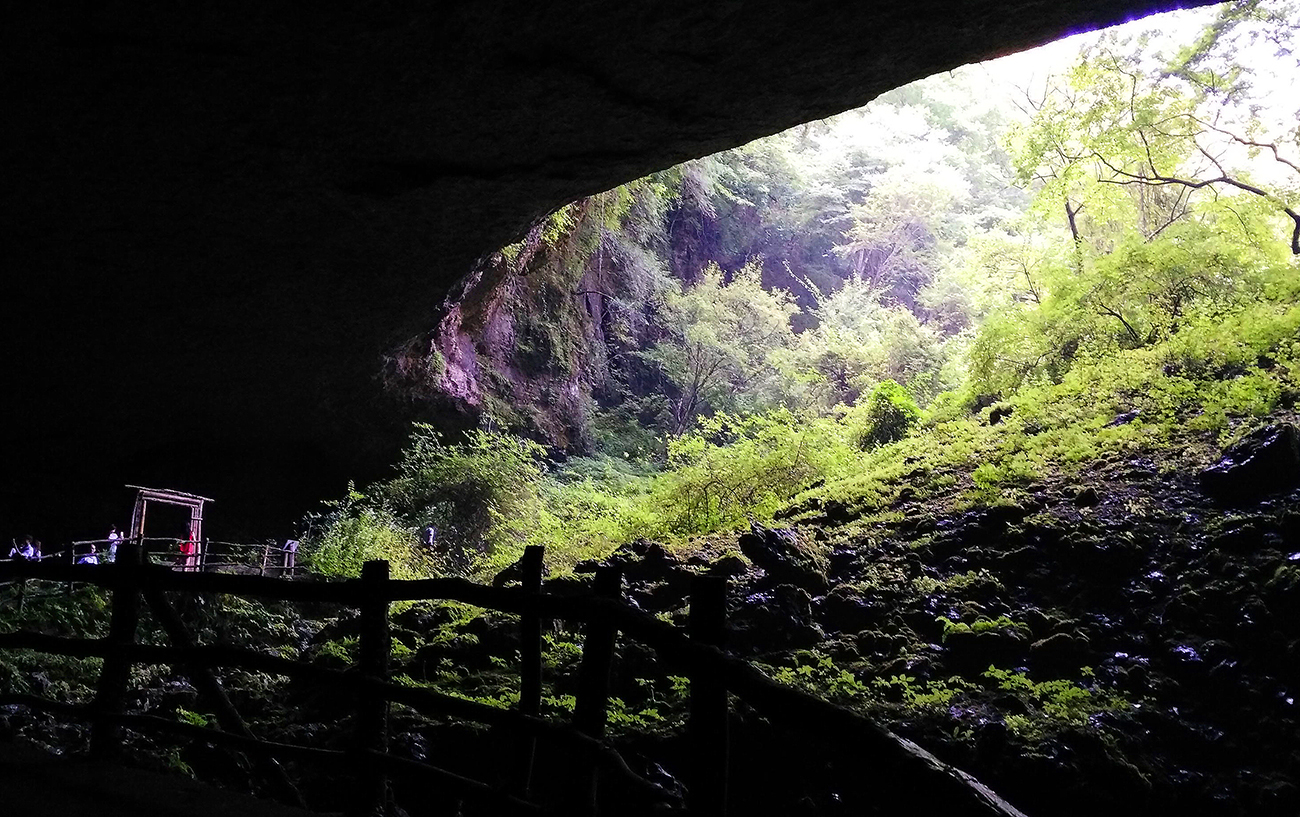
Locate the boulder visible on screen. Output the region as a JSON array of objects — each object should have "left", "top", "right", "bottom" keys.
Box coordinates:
[
  {"left": 540, "top": 574, "right": 594, "bottom": 597},
  {"left": 827, "top": 546, "right": 862, "bottom": 579},
  {"left": 988, "top": 403, "right": 1015, "bottom": 425},
  {"left": 392, "top": 602, "right": 457, "bottom": 633},
  {"left": 609, "top": 539, "right": 687, "bottom": 586},
  {"left": 1278, "top": 511, "right": 1300, "bottom": 546},
  {"left": 944, "top": 628, "right": 1028, "bottom": 673},
  {"left": 612, "top": 538, "right": 656, "bottom": 559},
  {"left": 1107, "top": 409, "right": 1141, "bottom": 427},
  {"left": 1210, "top": 524, "right": 1267, "bottom": 553},
  {"left": 707, "top": 554, "right": 749, "bottom": 578},
  {"left": 1199, "top": 423, "right": 1300, "bottom": 502},
  {"left": 492, "top": 552, "right": 551, "bottom": 588},
  {"left": 738, "top": 522, "right": 829, "bottom": 593},
  {"left": 730, "top": 584, "right": 824, "bottom": 652},
  {"left": 1029, "top": 632, "right": 1093, "bottom": 675},
  {"left": 817, "top": 584, "right": 887, "bottom": 632}
]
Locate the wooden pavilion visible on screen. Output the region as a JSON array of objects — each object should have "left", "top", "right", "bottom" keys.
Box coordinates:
[{"left": 126, "top": 486, "right": 213, "bottom": 563}]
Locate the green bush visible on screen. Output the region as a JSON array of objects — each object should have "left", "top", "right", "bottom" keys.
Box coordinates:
[
  {"left": 645, "top": 410, "right": 854, "bottom": 537},
  {"left": 380, "top": 424, "right": 546, "bottom": 556},
  {"left": 852, "top": 380, "right": 922, "bottom": 448},
  {"left": 304, "top": 491, "right": 432, "bottom": 580},
  {"left": 307, "top": 425, "right": 550, "bottom": 580}
]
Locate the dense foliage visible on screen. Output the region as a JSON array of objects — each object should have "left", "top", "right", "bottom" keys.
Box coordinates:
[{"left": 313, "top": 1, "right": 1298, "bottom": 581}]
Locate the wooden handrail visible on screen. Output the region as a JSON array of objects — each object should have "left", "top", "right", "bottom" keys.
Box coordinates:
[
  {"left": 0, "top": 556, "right": 1029, "bottom": 817},
  {"left": 0, "top": 630, "right": 676, "bottom": 802}
]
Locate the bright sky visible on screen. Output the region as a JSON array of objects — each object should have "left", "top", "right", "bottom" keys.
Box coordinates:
[
  {"left": 977, "top": 2, "right": 1297, "bottom": 135},
  {"left": 816, "top": 2, "right": 1299, "bottom": 189},
  {"left": 975, "top": 5, "right": 1221, "bottom": 90}
]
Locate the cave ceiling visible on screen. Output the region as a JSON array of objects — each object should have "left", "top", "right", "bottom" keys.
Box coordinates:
[{"left": 4, "top": 1, "right": 1218, "bottom": 535}]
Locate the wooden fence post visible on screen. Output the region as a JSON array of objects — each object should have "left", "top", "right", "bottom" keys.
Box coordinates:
[
  {"left": 90, "top": 541, "right": 141, "bottom": 758},
  {"left": 353, "top": 559, "right": 392, "bottom": 817},
  {"left": 516, "top": 545, "right": 545, "bottom": 797},
  {"left": 688, "top": 575, "right": 729, "bottom": 817},
  {"left": 571, "top": 564, "right": 623, "bottom": 816},
  {"left": 141, "top": 584, "right": 304, "bottom": 807}
]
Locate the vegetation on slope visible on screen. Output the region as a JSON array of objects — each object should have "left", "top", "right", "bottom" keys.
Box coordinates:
[{"left": 316, "top": 1, "right": 1299, "bottom": 582}]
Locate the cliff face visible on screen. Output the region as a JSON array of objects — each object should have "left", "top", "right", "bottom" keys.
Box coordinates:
[
  {"left": 405, "top": 257, "right": 599, "bottom": 450},
  {"left": 4, "top": 1, "right": 1217, "bottom": 534}
]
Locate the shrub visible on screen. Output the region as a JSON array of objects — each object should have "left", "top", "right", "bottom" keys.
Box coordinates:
[
  {"left": 646, "top": 410, "right": 853, "bottom": 536},
  {"left": 304, "top": 491, "right": 432, "bottom": 580},
  {"left": 852, "top": 380, "right": 922, "bottom": 448}
]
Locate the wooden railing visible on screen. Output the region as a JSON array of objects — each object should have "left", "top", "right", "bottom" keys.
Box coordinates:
[
  {"left": 0, "top": 544, "right": 1028, "bottom": 817},
  {"left": 1, "top": 537, "right": 300, "bottom": 605}
]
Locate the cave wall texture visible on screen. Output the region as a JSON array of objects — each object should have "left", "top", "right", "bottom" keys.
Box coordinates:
[{"left": 4, "top": 1, "right": 1217, "bottom": 538}]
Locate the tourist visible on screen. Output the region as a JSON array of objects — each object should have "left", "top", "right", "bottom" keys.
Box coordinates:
[
  {"left": 176, "top": 533, "right": 198, "bottom": 572},
  {"left": 77, "top": 544, "right": 100, "bottom": 565},
  {"left": 7, "top": 535, "right": 37, "bottom": 560},
  {"left": 106, "top": 525, "right": 121, "bottom": 562},
  {"left": 283, "top": 538, "right": 299, "bottom": 573}
]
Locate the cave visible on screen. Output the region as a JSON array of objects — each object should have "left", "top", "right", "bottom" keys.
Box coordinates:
[{"left": 4, "top": 1, "right": 1218, "bottom": 539}]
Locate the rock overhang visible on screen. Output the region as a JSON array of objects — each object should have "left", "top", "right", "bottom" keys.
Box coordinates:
[{"left": 3, "top": 1, "right": 1220, "bottom": 536}]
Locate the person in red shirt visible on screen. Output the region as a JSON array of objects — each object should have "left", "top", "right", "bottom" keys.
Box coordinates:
[{"left": 176, "top": 531, "right": 198, "bottom": 572}]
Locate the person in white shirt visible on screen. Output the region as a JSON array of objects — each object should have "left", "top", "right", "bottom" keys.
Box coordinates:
[
  {"left": 7, "top": 536, "right": 37, "bottom": 560},
  {"left": 77, "top": 544, "right": 100, "bottom": 565},
  {"left": 106, "top": 525, "right": 121, "bottom": 562}
]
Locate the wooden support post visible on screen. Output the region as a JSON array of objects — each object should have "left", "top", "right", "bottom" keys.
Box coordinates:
[
  {"left": 571, "top": 564, "right": 623, "bottom": 816},
  {"left": 688, "top": 575, "right": 729, "bottom": 817},
  {"left": 66, "top": 543, "right": 75, "bottom": 595},
  {"left": 16, "top": 576, "right": 27, "bottom": 612},
  {"left": 90, "top": 541, "right": 141, "bottom": 758},
  {"left": 199, "top": 538, "right": 208, "bottom": 574},
  {"left": 141, "top": 583, "right": 305, "bottom": 808},
  {"left": 260, "top": 541, "right": 270, "bottom": 577},
  {"left": 353, "top": 559, "right": 392, "bottom": 817},
  {"left": 516, "top": 545, "right": 545, "bottom": 797}
]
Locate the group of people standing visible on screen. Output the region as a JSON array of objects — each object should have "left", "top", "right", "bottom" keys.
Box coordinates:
[
  {"left": 72, "top": 525, "right": 123, "bottom": 565},
  {"left": 75, "top": 525, "right": 122, "bottom": 565},
  {"left": 4, "top": 527, "right": 123, "bottom": 565},
  {"left": 6, "top": 535, "right": 43, "bottom": 561},
  {"left": 79, "top": 525, "right": 122, "bottom": 564},
  {"left": 7, "top": 526, "right": 303, "bottom": 574}
]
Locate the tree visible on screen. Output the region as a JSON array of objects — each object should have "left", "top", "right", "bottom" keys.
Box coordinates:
[
  {"left": 834, "top": 172, "right": 962, "bottom": 309},
  {"left": 641, "top": 261, "right": 799, "bottom": 434},
  {"left": 1011, "top": 3, "right": 1300, "bottom": 255},
  {"left": 795, "top": 273, "right": 951, "bottom": 407}
]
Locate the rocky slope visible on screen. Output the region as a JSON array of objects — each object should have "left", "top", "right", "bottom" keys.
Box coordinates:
[
  {"left": 311, "top": 420, "right": 1300, "bottom": 816},
  {"left": 503, "top": 422, "right": 1300, "bottom": 816},
  {"left": 4, "top": 425, "right": 1297, "bottom": 817}
]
